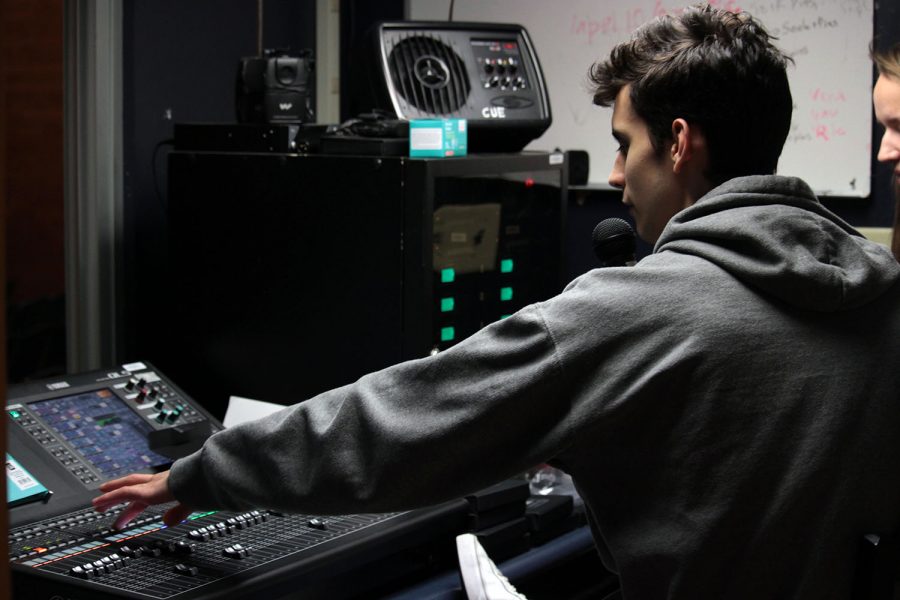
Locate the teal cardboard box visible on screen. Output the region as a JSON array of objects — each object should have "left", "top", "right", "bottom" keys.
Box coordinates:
[
  {"left": 409, "top": 119, "right": 468, "bottom": 157},
  {"left": 7, "top": 453, "right": 50, "bottom": 507}
]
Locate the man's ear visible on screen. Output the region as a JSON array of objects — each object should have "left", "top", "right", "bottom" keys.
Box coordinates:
[{"left": 670, "top": 118, "right": 705, "bottom": 174}]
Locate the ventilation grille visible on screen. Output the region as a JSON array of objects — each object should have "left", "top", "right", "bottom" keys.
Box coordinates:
[{"left": 387, "top": 34, "right": 471, "bottom": 115}]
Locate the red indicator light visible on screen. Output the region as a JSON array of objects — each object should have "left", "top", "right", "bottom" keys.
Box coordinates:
[{"left": 524, "top": 178, "right": 535, "bottom": 187}]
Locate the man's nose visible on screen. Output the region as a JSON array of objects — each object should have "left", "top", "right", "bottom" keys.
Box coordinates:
[
  {"left": 877, "top": 129, "right": 900, "bottom": 163},
  {"left": 608, "top": 154, "right": 625, "bottom": 189}
]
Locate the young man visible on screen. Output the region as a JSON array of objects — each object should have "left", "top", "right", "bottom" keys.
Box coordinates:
[{"left": 95, "top": 5, "right": 900, "bottom": 598}]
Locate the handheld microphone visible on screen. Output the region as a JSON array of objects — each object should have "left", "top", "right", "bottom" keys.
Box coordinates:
[{"left": 592, "top": 218, "right": 637, "bottom": 267}]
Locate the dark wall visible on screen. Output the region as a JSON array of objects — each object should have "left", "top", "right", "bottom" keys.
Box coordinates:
[
  {"left": 121, "top": 0, "right": 315, "bottom": 363},
  {"left": 3, "top": 0, "right": 65, "bottom": 382},
  {"left": 339, "top": 0, "right": 404, "bottom": 121}
]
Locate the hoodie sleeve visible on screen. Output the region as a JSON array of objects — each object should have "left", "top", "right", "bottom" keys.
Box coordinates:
[{"left": 167, "top": 303, "right": 573, "bottom": 515}]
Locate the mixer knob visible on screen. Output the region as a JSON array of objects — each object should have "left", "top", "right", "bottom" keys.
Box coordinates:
[
  {"left": 223, "top": 545, "right": 248, "bottom": 560},
  {"left": 124, "top": 378, "right": 139, "bottom": 391},
  {"left": 70, "top": 565, "right": 92, "bottom": 579},
  {"left": 307, "top": 518, "right": 328, "bottom": 530},
  {"left": 174, "top": 563, "right": 199, "bottom": 576},
  {"left": 153, "top": 398, "right": 166, "bottom": 411},
  {"left": 166, "top": 410, "right": 181, "bottom": 424},
  {"left": 175, "top": 540, "right": 195, "bottom": 555}
]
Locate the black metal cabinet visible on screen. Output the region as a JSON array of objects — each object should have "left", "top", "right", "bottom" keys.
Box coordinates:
[{"left": 155, "top": 151, "right": 566, "bottom": 417}]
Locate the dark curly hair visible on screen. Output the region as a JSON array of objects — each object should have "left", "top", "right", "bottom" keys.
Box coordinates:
[{"left": 589, "top": 4, "right": 793, "bottom": 186}]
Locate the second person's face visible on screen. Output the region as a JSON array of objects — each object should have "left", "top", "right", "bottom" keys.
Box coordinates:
[{"left": 873, "top": 73, "right": 900, "bottom": 174}]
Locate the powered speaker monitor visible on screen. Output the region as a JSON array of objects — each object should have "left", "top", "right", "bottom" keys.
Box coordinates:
[{"left": 356, "top": 22, "right": 552, "bottom": 153}]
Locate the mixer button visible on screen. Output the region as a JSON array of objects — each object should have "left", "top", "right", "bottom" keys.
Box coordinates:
[{"left": 307, "top": 518, "right": 328, "bottom": 530}]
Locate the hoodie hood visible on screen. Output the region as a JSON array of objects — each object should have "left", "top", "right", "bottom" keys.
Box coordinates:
[{"left": 655, "top": 175, "right": 900, "bottom": 311}]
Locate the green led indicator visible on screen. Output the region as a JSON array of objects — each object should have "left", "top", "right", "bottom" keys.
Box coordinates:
[
  {"left": 441, "top": 268, "right": 456, "bottom": 283},
  {"left": 188, "top": 510, "right": 218, "bottom": 520},
  {"left": 500, "top": 259, "right": 514, "bottom": 273},
  {"left": 9, "top": 410, "right": 20, "bottom": 419},
  {"left": 500, "top": 287, "right": 514, "bottom": 301},
  {"left": 440, "top": 326, "right": 456, "bottom": 342},
  {"left": 440, "top": 297, "right": 455, "bottom": 312},
  {"left": 500, "top": 314, "right": 512, "bottom": 320}
]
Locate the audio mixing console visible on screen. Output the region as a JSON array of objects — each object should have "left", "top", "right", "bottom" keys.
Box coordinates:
[{"left": 7, "top": 363, "right": 468, "bottom": 599}]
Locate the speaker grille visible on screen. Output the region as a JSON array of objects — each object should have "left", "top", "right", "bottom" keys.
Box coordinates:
[{"left": 387, "top": 34, "right": 471, "bottom": 115}]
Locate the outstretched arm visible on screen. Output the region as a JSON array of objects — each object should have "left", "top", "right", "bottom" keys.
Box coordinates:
[{"left": 92, "top": 471, "right": 193, "bottom": 530}]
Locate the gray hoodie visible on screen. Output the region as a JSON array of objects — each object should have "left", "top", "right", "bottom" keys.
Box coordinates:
[{"left": 169, "top": 175, "right": 900, "bottom": 599}]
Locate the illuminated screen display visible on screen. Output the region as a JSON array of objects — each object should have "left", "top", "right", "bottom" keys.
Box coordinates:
[{"left": 30, "top": 389, "right": 170, "bottom": 479}]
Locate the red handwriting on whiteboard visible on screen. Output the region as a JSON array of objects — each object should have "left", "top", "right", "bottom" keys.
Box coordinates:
[
  {"left": 815, "top": 125, "right": 846, "bottom": 142},
  {"left": 810, "top": 88, "right": 847, "bottom": 103},
  {"left": 808, "top": 88, "right": 847, "bottom": 142},
  {"left": 570, "top": 1, "right": 742, "bottom": 44}
]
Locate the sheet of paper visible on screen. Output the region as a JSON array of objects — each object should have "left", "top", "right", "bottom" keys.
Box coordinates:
[{"left": 224, "top": 396, "right": 286, "bottom": 428}]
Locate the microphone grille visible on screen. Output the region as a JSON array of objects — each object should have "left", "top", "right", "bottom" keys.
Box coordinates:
[{"left": 592, "top": 218, "right": 636, "bottom": 266}]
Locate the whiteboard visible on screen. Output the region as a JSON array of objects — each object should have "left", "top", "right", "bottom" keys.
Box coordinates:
[{"left": 408, "top": 0, "right": 873, "bottom": 196}]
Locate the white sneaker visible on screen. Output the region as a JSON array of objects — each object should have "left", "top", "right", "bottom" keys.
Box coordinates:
[{"left": 456, "top": 533, "right": 528, "bottom": 600}]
